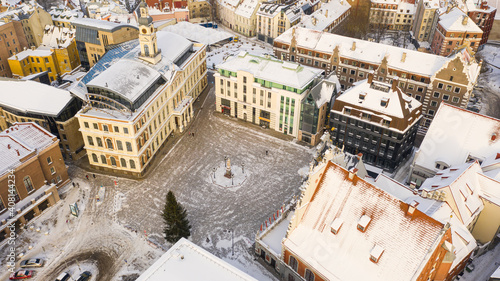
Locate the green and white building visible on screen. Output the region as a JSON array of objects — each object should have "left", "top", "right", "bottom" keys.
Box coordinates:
[{"left": 215, "top": 52, "right": 337, "bottom": 145}]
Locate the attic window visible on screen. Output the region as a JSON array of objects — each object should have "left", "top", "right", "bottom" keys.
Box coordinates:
[
  {"left": 357, "top": 215, "right": 371, "bottom": 232},
  {"left": 370, "top": 245, "right": 384, "bottom": 263},
  {"left": 330, "top": 218, "right": 343, "bottom": 235}
]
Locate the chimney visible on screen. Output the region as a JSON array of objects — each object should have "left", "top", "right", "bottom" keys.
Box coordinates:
[
  {"left": 407, "top": 201, "right": 419, "bottom": 216},
  {"left": 367, "top": 72, "right": 374, "bottom": 84},
  {"left": 348, "top": 168, "right": 358, "bottom": 181},
  {"left": 401, "top": 52, "right": 406, "bottom": 62},
  {"left": 462, "top": 15, "right": 468, "bottom": 25},
  {"left": 31, "top": 46, "right": 35, "bottom": 51},
  {"left": 356, "top": 153, "right": 363, "bottom": 160},
  {"left": 410, "top": 181, "right": 417, "bottom": 189},
  {"left": 325, "top": 9, "right": 328, "bottom": 17},
  {"left": 351, "top": 41, "right": 356, "bottom": 51},
  {"left": 392, "top": 76, "right": 399, "bottom": 90},
  {"left": 7, "top": 144, "right": 10, "bottom": 149},
  {"left": 16, "top": 149, "right": 20, "bottom": 156}
]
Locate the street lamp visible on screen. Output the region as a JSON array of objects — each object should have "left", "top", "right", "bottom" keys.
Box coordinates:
[
  {"left": 213, "top": 167, "right": 216, "bottom": 179},
  {"left": 224, "top": 156, "right": 227, "bottom": 167},
  {"left": 242, "top": 163, "right": 245, "bottom": 173},
  {"left": 231, "top": 174, "right": 234, "bottom": 185},
  {"left": 227, "top": 229, "right": 234, "bottom": 256}
]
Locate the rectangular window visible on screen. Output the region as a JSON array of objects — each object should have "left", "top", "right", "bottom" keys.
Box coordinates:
[
  {"left": 93, "top": 123, "right": 98, "bottom": 130},
  {"left": 46, "top": 156, "right": 52, "bottom": 164},
  {"left": 50, "top": 166, "right": 56, "bottom": 175},
  {"left": 452, "top": 97, "right": 460, "bottom": 103},
  {"left": 433, "top": 92, "right": 440, "bottom": 98},
  {"left": 126, "top": 142, "right": 132, "bottom": 152},
  {"left": 84, "top": 122, "right": 89, "bottom": 128},
  {"left": 123, "top": 128, "right": 129, "bottom": 134},
  {"left": 114, "top": 126, "right": 119, "bottom": 133},
  {"left": 443, "top": 94, "right": 450, "bottom": 101},
  {"left": 87, "top": 136, "right": 94, "bottom": 146},
  {"left": 454, "top": 87, "right": 460, "bottom": 93}
]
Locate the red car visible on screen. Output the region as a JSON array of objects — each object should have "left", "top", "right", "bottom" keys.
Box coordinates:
[{"left": 9, "top": 270, "right": 33, "bottom": 280}]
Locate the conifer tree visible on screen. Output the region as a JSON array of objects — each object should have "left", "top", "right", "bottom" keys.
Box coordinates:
[{"left": 163, "top": 191, "right": 191, "bottom": 243}]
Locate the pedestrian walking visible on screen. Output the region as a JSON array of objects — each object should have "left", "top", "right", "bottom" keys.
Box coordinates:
[
  {"left": 93, "top": 174, "right": 96, "bottom": 179},
  {"left": 72, "top": 182, "right": 75, "bottom": 187},
  {"left": 192, "top": 132, "right": 195, "bottom": 137},
  {"left": 85, "top": 175, "right": 89, "bottom": 180}
]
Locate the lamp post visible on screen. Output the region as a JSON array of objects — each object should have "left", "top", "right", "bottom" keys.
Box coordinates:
[
  {"left": 224, "top": 156, "right": 227, "bottom": 167},
  {"left": 227, "top": 229, "right": 234, "bottom": 256},
  {"left": 231, "top": 174, "right": 234, "bottom": 185},
  {"left": 242, "top": 163, "right": 245, "bottom": 174},
  {"left": 213, "top": 167, "right": 216, "bottom": 179}
]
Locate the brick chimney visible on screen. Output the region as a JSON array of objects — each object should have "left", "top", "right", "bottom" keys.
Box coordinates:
[
  {"left": 462, "top": 15, "right": 468, "bottom": 25},
  {"left": 367, "top": 72, "right": 374, "bottom": 84},
  {"left": 348, "top": 168, "right": 358, "bottom": 181},
  {"left": 401, "top": 52, "right": 406, "bottom": 62},
  {"left": 351, "top": 41, "right": 356, "bottom": 51},
  {"left": 325, "top": 9, "right": 328, "bottom": 17},
  {"left": 392, "top": 76, "right": 399, "bottom": 91}
]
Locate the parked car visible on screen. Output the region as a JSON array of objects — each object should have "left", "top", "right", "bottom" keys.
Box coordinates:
[
  {"left": 20, "top": 258, "right": 44, "bottom": 268},
  {"left": 9, "top": 270, "right": 33, "bottom": 280},
  {"left": 55, "top": 272, "right": 71, "bottom": 281},
  {"left": 76, "top": 271, "right": 92, "bottom": 281}
]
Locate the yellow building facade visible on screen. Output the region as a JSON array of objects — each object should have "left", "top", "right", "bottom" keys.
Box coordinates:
[
  {"left": 75, "top": 5, "right": 207, "bottom": 177},
  {"left": 8, "top": 48, "right": 59, "bottom": 82}
]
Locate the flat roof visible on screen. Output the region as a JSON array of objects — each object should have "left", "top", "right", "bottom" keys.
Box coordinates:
[
  {"left": 0, "top": 79, "right": 74, "bottom": 117},
  {"left": 71, "top": 18, "right": 138, "bottom": 32},
  {"left": 135, "top": 238, "right": 257, "bottom": 281}
]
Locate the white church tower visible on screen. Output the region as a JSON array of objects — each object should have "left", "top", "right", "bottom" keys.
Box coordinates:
[{"left": 138, "top": 0, "right": 161, "bottom": 64}]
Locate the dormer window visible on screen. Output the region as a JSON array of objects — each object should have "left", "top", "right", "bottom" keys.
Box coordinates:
[
  {"left": 370, "top": 245, "right": 384, "bottom": 263},
  {"left": 381, "top": 97, "right": 389, "bottom": 107},
  {"left": 344, "top": 108, "right": 351, "bottom": 115},
  {"left": 359, "top": 93, "right": 366, "bottom": 100},
  {"left": 330, "top": 218, "right": 343, "bottom": 235},
  {"left": 357, "top": 215, "right": 371, "bottom": 232}
]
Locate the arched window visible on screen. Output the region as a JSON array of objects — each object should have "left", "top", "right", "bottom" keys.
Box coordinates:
[
  {"left": 106, "top": 139, "right": 113, "bottom": 149},
  {"left": 304, "top": 269, "right": 315, "bottom": 281},
  {"left": 129, "top": 159, "right": 136, "bottom": 169},
  {"left": 144, "top": 45, "right": 149, "bottom": 56},
  {"left": 289, "top": 256, "right": 298, "bottom": 272},
  {"left": 24, "top": 176, "right": 34, "bottom": 193},
  {"left": 110, "top": 157, "right": 117, "bottom": 166},
  {"left": 96, "top": 137, "right": 103, "bottom": 147},
  {"left": 120, "top": 158, "right": 127, "bottom": 168},
  {"left": 101, "top": 155, "right": 107, "bottom": 164},
  {"left": 92, "top": 153, "right": 98, "bottom": 163}
]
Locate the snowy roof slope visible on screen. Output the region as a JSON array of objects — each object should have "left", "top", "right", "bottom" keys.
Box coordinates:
[
  {"left": 308, "top": 77, "right": 337, "bottom": 107},
  {"left": 0, "top": 80, "right": 74, "bottom": 117},
  {"left": 477, "top": 173, "right": 500, "bottom": 206},
  {"left": 420, "top": 162, "right": 484, "bottom": 226},
  {"left": 0, "top": 123, "right": 56, "bottom": 176},
  {"left": 235, "top": 0, "right": 259, "bottom": 18},
  {"left": 71, "top": 18, "right": 137, "bottom": 31},
  {"left": 135, "top": 238, "right": 257, "bottom": 281},
  {"left": 275, "top": 27, "right": 451, "bottom": 77},
  {"left": 260, "top": 211, "right": 293, "bottom": 257},
  {"left": 299, "top": 0, "right": 350, "bottom": 31},
  {"left": 336, "top": 79, "right": 421, "bottom": 119},
  {"left": 41, "top": 25, "right": 75, "bottom": 49},
  {"left": 87, "top": 59, "right": 161, "bottom": 102},
  {"left": 414, "top": 104, "right": 500, "bottom": 172},
  {"left": 162, "top": 22, "right": 232, "bottom": 45},
  {"left": 8, "top": 49, "right": 52, "bottom": 61},
  {"left": 284, "top": 163, "right": 444, "bottom": 281},
  {"left": 216, "top": 52, "right": 323, "bottom": 90},
  {"left": 438, "top": 7, "right": 483, "bottom": 33}
]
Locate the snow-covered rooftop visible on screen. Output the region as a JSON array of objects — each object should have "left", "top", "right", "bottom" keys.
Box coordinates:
[
  {"left": 275, "top": 27, "right": 455, "bottom": 77},
  {"left": 299, "top": 0, "right": 350, "bottom": 31},
  {"left": 0, "top": 79, "right": 75, "bottom": 117},
  {"left": 135, "top": 238, "right": 257, "bottom": 281},
  {"left": 0, "top": 122, "right": 57, "bottom": 176},
  {"left": 161, "top": 22, "right": 233, "bottom": 45},
  {"left": 87, "top": 59, "right": 162, "bottom": 103},
  {"left": 260, "top": 211, "right": 294, "bottom": 257},
  {"left": 414, "top": 104, "right": 500, "bottom": 173},
  {"left": 216, "top": 52, "right": 323, "bottom": 90},
  {"left": 8, "top": 49, "right": 52, "bottom": 61},
  {"left": 71, "top": 17, "right": 137, "bottom": 31},
  {"left": 40, "top": 25, "right": 75, "bottom": 49},
  {"left": 336, "top": 79, "right": 421, "bottom": 120},
  {"left": 235, "top": 0, "right": 259, "bottom": 18},
  {"left": 420, "top": 162, "right": 484, "bottom": 226},
  {"left": 308, "top": 75, "right": 338, "bottom": 107},
  {"left": 284, "top": 162, "right": 444, "bottom": 281},
  {"left": 438, "top": 7, "right": 483, "bottom": 33}
]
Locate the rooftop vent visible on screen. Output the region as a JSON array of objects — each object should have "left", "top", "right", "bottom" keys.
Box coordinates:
[
  {"left": 351, "top": 41, "right": 356, "bottom": 51},
  {"left": 381, "top": 97, "right": 389, "bottom": 107},
  {"left": 401, "top": 52, "right": 406, "bottom": 62},
  {"left": 370, "top": 245, "right": 384, "bottom": 263},
  {"left": 330, "top": 218, "right": 343, "bottom": 235},
  {"left": 357, "top": 215, "right": 371, "bottom": 232}
]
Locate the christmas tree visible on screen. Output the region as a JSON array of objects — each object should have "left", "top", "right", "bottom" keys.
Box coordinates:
[{"left": 163, "top": 191, "right": 191, "bottom": 243}]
